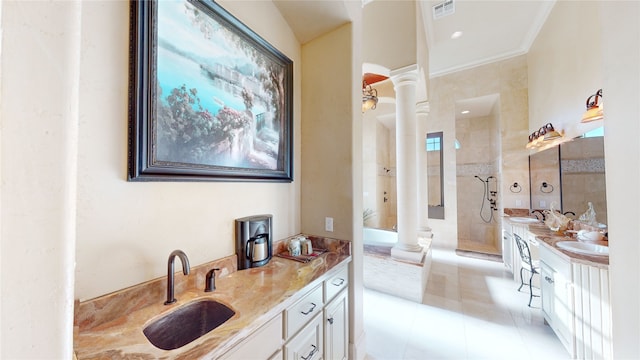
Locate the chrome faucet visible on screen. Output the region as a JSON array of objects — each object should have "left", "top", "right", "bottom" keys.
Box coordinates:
[{"left": 164, "top": 250, "right": 190, "bottom": 305}]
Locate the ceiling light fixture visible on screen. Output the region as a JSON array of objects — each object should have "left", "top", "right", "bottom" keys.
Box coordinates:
[
  {"left": 362, "top": 80, "right": 378, "bottom": 112},
  {"left": 581, "top": 89, "right": 603, "bottom": 122},
  {"left": 451, "top": 31, "right": 463, "bottom": 39},
  {"left": 461, "top": 110, "right": 470, "bottom": 114}
]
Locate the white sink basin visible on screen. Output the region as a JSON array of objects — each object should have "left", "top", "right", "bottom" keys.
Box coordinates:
[
  {"left": 508, "top": 217, "right": 540, "bottom": 224},
  {"left": 556, "top": 241, "right": 609, "bottom": 256}
]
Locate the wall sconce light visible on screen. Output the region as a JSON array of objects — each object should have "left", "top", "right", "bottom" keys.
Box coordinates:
[
  {"left": 543, "top": 123, "right": 562, "bottom": 141},
  {"left": 581, "top": 89, "right": 603, "bottom": 123},
  {"left": 362, "top": 80, "right": 378, "bottom": 112},
  {"left": 526, "top": 123, "right": 564, "bottom": 149}
]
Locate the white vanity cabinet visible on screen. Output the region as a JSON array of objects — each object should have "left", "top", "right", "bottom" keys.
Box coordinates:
[
  {"left": 285, "top": 285, "right": 324, "bottom": 340},
  {"left": 323, "top": 264, "right": 349, "bottom": 360},
  {"left": 284, "top": 284, "right": 324, "bottom": 360},
  {"left": 221, "top": 261, "right": 350, "bottom": 360},
  {"left": 539, "top": 243, "right": 612, "bottom": 359},
  {"left": 501, "top": 224, "right": 514, "bottom": 274},
  {"left": 571, "top": 260, "right": 612, "bottom": 359},
  {"left": 285, "top": 313, "right": 323, "bottom": 360},
  {"left": 219, "top": 313, "right": 284, "bottom": 360},
  {"left": 283, "top": 262, "right": 350, "bottom": 360},
  {"left": 539, "top": 245, "right": 574, "bottom": 355},
  {"left": 324, "top": 290, "right": 348, "bottom": 360}
]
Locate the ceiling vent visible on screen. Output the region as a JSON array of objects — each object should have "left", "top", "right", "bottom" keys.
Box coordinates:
[{"left": 432, "top": 0, "right": 455, "bottom": 20}]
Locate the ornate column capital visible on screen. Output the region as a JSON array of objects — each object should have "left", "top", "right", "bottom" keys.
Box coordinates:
[{"left": 390, "top": 64, "right": 419, "bottom": 88}]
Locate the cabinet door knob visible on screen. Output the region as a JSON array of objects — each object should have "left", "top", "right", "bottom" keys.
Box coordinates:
[
  {"left": 327, "top": 317, "right": 334, "bottom": 325},
  {"left": 331, "top": 278, "right": 345, "bottom": 286}
]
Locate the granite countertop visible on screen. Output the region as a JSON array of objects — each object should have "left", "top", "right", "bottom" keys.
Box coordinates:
[
  {"left": 75, "top": 236, "right": 351, "bottom": 360},
  {"left": 505, "top": 216, "right": 609, "bottom": 268}
]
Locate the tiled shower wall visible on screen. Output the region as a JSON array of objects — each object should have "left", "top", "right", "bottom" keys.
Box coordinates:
[
  {"left": 456, "top": 110, "right": 502, "bottom": 254},
  {"left": 363, "top": 117, "right": 396, "bottom": 230},
  {"left": 427, "top": 55, "right": 530, "bottom": 250}
]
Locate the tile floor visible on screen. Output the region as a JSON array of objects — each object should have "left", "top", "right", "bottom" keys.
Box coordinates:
[{"left": 364, "top": 247, "right": 570, "bottom": 360}]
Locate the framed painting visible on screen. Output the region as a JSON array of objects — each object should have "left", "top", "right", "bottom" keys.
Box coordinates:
[{"left": 128, "top": 0, "right": 293, "bottom": 182}]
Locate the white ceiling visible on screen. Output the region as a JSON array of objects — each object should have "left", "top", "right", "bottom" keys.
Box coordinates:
[
  {"left": 422, "top": 0, "right": 555, "bottom": 78},
  {"left": 273, "top": 0, "right": 556, "bottom": 124},
  {"left": 274, "top": 0, "right": 554, "bottom": 78},
  {"left": 272, "top": 0, "right": 352, "bottom": 45}
]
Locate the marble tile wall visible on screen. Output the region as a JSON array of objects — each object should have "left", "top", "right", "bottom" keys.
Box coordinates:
[
  {"left": 362, "top": 115, "right": 396, "bottom": 230},
  {"left": 455, "top": 114, "right": 501, "bottom": 254},
  {"left": 427, "top": 55, "right": 530, "bottom": 250}
]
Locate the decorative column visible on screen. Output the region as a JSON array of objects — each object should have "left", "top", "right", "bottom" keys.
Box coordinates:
[
  {"left": 390, "top": 65, "right": 424, "bottom": 262},
  {"left": 416, "top": 101, "right": 433, "bottom": 238}
]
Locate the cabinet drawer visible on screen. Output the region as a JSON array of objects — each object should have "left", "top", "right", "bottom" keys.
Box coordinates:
[
  {"left": 285, "top": 313, "right": 323, "bottom": 360},
  {"left": 219, "top": 313, "right": 283, "bottom": 360},
  {"left": 539, "top": 244, "right": 571, "bottom": 275},
  {"left": 285, "top": 284, "right": 324, "bottom": 339},
  {"left": 324, "top": 265, "right": 349, "bottom": 302}
]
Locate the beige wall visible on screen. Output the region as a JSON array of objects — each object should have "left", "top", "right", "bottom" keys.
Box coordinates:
[
  {"left": 75, "top": 0, "right": 302, "bottom": 301},
  {"left": 363, "top": 0, "right": 417, "bottom": 71},
  {"left": 2, "top": 0, "right": 303, "bottom": 357},
  {"left": 298, "top": 7, "right": 367, "bottom": 356},
  {"left": 600, "top": 2, "right": 640, "bottom": 357},
  {"left": 1, "top": 1, "right": 81, "bottom": 357},
  {"left": 300, "top": 23, "right": 367, "bottom": 359},
  {"left": 300, "top": 24, "right": 354, "bottom": 240},
  {"left": 527, "top": 1, "right": 603, "bottom": 140},
  {"left": 428, "top": 55, "right": 529, "bottom": 249}
]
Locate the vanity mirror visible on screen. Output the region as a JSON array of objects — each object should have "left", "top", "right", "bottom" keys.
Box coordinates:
[
  {"left": 427, "top": 132, "right": 444, "bottom": 219},
  {"left": 529, "top": 145, "right": 561, "bottom": 211},
  {"left": 529, "top": 127, "right": 607, "bottom": 225},
  {"left": 560, "top": 128, "right": 607, "bottom": 225}
]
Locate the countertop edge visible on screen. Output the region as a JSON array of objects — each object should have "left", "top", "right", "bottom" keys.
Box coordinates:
[
  {"left": 505, "top": 217, "right": 609, "bottom": 267},
  {"left": 75, "top": 242, "right": 352, "bottom": 359}
]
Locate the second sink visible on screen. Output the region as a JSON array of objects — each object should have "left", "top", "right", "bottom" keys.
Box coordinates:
[
  {"left": 556, "top": 241, "right": 609, "bottom": 256},
  {"left": 508, "top": 217, "right": 540, "bottom": 224},
  {"left": 143, "top": 299, "right": 235, "bottom": 350}
]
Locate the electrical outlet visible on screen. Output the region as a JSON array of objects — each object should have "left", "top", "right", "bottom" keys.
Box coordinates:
[
  {"left": 515, "top": 200, "right": 522, "bottom": 207},
  {"left": 540, "top": 200, "right": 546, "bottom": 208},
  {"left": 325, "top": 217, "right": 334, "bottom": 232}
]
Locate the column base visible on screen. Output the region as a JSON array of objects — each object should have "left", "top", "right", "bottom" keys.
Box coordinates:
[
  {"left": 364, "top": 238, "right": 432, "bottom": 303},
  {"left": 391, "top": 245, "right": 425, "bottom": 263}
]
